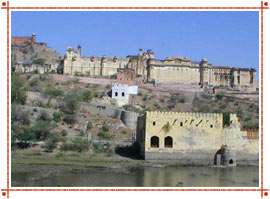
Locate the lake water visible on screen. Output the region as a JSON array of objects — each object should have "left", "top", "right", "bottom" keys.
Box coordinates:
[{"left": 12, "top": 165, "right": 259, "bottom": 187}]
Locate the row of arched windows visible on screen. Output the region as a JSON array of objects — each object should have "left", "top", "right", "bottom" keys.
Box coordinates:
[{"left": 150, "top": 136, "right": 173, "bottom": 148}]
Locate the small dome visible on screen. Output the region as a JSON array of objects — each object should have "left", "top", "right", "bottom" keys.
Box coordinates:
[
  {"left": 147, "top": 49, "right": 153, "bottom": 53},
  {"left": 67, "top": 46, "right": 73, "bottom": 50},
  {"left": 202, "top": 58, "right": 208, "bottom": 62}
]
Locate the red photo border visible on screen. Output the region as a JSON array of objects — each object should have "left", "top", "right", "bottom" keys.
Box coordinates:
[{"left": 1, "top": 1, "right": 269, "bottom": 198}]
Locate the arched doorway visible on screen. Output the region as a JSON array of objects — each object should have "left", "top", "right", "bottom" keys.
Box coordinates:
[
  {"left": 165, "top": 136, "right": 173, "bottom": 148},
  {"left": 150, "top": 136, "right": 159, "bottom": 148}
]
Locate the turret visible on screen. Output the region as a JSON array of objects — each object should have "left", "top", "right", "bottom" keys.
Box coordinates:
[
  {"left": 77, "top": 45, "right": 81, "bottom": 57},
  {"left": 65, "top": 46, "right": 74, "bottom": 60},
  {"left": 139, "top": 48, "right": 143, "bottom": 57},
  {"left": 31, "top": 33, "right": 36, "bottom": 43},
  {"left": 199, "top": 58, "right": 208, "bottom": 87},
  {"left": 147, "top": 49, "right": 155, "bottom": 59}
]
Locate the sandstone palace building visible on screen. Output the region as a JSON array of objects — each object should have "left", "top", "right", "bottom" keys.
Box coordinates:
[{"left": 64, "top": 46, "right": 257, "bottom": 91}]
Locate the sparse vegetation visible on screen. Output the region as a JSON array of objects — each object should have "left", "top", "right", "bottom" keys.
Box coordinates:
[
  {"left": 81, "top": 90, "right": 93, "bottom": 102},
  {"left": 162, "top": 122, "right": 172, "bottom": 133},
  {"left": 61, "top": 129, "right": 68, "bottom": 137},
  {"left": 53, "top": 111, "right": 62, "bottom": 123},
  {"left": 60, "top": 138, "right": 90, "bottom": 153}
]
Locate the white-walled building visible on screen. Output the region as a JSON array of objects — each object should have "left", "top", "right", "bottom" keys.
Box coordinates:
[{"left": 112, "top": 83, "right": 138, "bottom": 106}]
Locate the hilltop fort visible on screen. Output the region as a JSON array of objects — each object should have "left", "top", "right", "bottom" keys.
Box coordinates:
[
  {"left": 12, "top": 34, "right": 257, "bottom": 93},
  {"left": 63, "top": 45, "right": 257, "bottom": 92}
]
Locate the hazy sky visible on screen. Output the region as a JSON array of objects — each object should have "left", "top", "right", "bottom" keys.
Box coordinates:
[{"left": 11, "top": 11, "right": 259, "bottom": 75}]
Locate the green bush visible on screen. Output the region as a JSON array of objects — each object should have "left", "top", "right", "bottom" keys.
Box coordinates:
[
  {"left": 61, "top": 129, "right": 68, "bottom": 137},
  {"left": 44, "top": 139, "right": 57, "bottom": 152},
  {"left": 243, "top": 123, "right": 259, "bottom": 129},
  {"left": 87, "top": 121, "right": 93, "bottom": 130},
  {"left": 60, "top": 138, "right": 90, "bottom": 152},
  {"left": 29, "top": 77, "right": 39, "bottom": 87},
  {"left": 81, "top": 90, "right": 93, "bottom": 102},
  {"left": 33, "top": 120, "right": 52, "bottom": 140},
  {"left": 179, "top": 97, "right": 186, "bottom": 103},
  {"left": 62, "top": 91, "right": 80, "bottom": 114},
  {"left": 63, "top": 114, "right": 76, "bottom": 124},
  {"left": 33, "top": 58, "right": 46, "bottom": 65},
  {"left": 44, "top": 133, "right": 61, "bottom": 152},
  {"left": 216, "top": 91, "right": 225, "bottom": 100},
  {"left": 38, "top": 110, "right": 51, "bottom": 122},
  {"left": 79, "top": 130, "right": 85, "bottom": 137},
  {"left": 101, "top": 124, "right": 109, "bottom": 132},
  {"left": 45, "top": 88, "right": 64, "bottom": 97},
  {"left": 93, "top": 143, "right": 112, "bottom": 153},
  {"left": 15, "top": 126, "right": 35, "bottom": 142},
  {"left": 11, "top": 74, "right": 27, "bottom": 104},
  {"left": 223, "top": 112, "right": 231, "bottom": 126},
  {"left": 98, "top": 131, "right": 111, "bottom": 139},
  {"left": 53, "top": 112, "right": 62, "bottom": 123}
]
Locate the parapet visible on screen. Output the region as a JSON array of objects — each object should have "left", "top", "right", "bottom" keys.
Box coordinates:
[{"left": 146, "top": 111, "right": 223, "bottom": 120}]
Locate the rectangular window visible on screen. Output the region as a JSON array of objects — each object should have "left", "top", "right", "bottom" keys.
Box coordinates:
[{"left": 115, "top": 92, "right": 118, "bottom": 97}]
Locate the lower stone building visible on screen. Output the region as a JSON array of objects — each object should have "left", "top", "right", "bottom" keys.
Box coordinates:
[{"left": 136, "top": 111, "right": 258, "bottom": 166}]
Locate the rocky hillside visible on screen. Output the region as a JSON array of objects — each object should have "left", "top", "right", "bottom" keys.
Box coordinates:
[{"left": 11, "top": 42, "right": 63, "bottom": 67}]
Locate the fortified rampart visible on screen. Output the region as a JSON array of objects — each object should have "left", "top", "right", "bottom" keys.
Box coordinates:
[
  {"left": 81, "top": 102, "right": 138, "bottom": 130},
  {"left": 12, "top": 33, "right": 36, "bottom": 45},
  {"left": 136, "top": 111, "right": 258, "bottom": 166}
]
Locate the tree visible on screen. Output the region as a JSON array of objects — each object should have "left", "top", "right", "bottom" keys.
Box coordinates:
[
  {"left": 62, "top": 91, "right": 80, "bottom": 114},
  {"left": 38, "top": 110, "right": 51, "bottom": 122},
  {"left": 53, "top": 112, "right": 62, "bottom": 123},
  {"left": 87, "top": 121, "right": 93, "bottom": 130},
  {"left": 81, "top": 90, "right": 93, "bottom": 102},
  {"left": 11, "top": 74, "right": 27, "bottom": 104},
  {"left": 33, "top": 120, "right": 52, "bottom": 140},
  {"left": 33, "top": 58, "right": 46, "bottom": 65}
]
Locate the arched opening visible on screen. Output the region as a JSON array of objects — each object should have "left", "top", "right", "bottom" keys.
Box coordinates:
[
  {"left": 229, "top": 159, "right": 234, "bottom": 164},
  {"left": 150, "top": 136, "right": 159, "bottom": 148},
  {"left": 165, "top": 136, "right": 173, "bottom": 148}
]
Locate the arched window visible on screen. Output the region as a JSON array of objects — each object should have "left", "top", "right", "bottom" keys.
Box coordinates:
[
  {"left": 150, "top": 136, "right": 159, "bottom": 148},
  {"left": 165, "top": 136, "right": 173, "bottom": 148}
]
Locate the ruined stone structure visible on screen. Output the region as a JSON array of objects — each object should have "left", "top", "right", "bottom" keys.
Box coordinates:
[
  {"left": 63, "top": 47, "right": 257, "bottom": 92},
  {"left": 117, "top": 68, "right": 136, "bottom": 85},
  {"left": 136, "top": 111, "right": 258, "bottom": 166},
  {"left": 11, "top": 33, "right": 36, "bottom": 45}
]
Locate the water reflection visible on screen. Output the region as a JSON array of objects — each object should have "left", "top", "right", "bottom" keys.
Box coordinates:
[{"left": 12, "top": 166, "right": 259, "bottom": 187}]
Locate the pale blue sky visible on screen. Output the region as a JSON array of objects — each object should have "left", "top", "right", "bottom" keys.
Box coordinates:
[{"left": 11, "top": 11, "right": 259, "bottom": 76}]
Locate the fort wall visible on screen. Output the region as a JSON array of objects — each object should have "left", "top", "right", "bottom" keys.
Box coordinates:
[
  {"left": 12, "top": 33, "right": 36, "bottom": 45},
  {"left": 137, "top": 111, "right": 258, "bottom": 165}
]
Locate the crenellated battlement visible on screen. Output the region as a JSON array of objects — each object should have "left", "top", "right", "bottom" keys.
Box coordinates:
[{"left": 146, "top": 111, "right": 223, "bottom": 119}]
